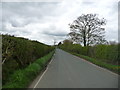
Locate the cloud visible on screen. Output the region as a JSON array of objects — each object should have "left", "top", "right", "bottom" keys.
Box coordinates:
[
  {"left": 1, "top": 0, "right": 119, "bottom": 45},
  {"left": 43, "top": 30, "right": 67, "bottom": 37}
]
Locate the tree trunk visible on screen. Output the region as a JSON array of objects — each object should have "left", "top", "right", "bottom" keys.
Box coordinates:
[
  {"left": 83, "top": 31, "right": 86, "bottom": 46},
  {"left": 84, "top": 37, "right": 86, "bottom": 46}
]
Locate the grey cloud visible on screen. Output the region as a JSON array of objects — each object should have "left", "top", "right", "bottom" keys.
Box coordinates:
[
  {"left": 1, "top": 21, "right": 31, "bottom": 36},
  {"left": 2, "top": 2, "right": 59, "bottom": 18},
  {"left": 1, "top": 27, "right": 31, "bottom": 35},
  {"left": 43, "top": 30, "right": 67, "bottom": 36},
  {"left": 10, "top": 18, "right": 28, "bottom": 27},
  {"left": 2, "top": 2, "right": 60, "bottom": 28},
  {"left": 41, "top": 24, "right": 68, "bottom": 37},
  {"left": 1, "top": 1, "right": 119, "bottom": 45}
]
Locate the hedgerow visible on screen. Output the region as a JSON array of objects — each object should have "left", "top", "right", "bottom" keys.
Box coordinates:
[
  {"left": 3, "top": 51, "right": 54, "bottom": 88},
  {"left": 2, "top": 34, "right": 55, "bottom": 85},
  {"left": 59, "top": 43, "right": 119, "bottom": 74}
]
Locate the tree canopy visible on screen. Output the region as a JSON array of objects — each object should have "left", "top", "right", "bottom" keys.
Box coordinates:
[{"left": 68, "top": 14, "right": 107, "bottom": 46}]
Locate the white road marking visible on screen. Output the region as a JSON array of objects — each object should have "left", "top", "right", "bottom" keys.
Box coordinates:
[
  {"left": 49, "top": 58, "right": 53, "bottom": 65},
  {"left": 33, "top": 54, "right": 55, "bottom": 89},
  {"left": 49, "top": 54, "right": 55, "bottom": 65},
  {"left": 33, "top": 67, "right": 48, "bottom": 89}
]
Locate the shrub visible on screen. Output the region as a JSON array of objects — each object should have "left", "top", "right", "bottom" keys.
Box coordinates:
[
  {"left": 2, "top": 34, "right": 55, "bottom": 85},
  {"left": 3, "top": 51, "right": 54, "bottom": 88},
  {"left": 59, "top": 43, "right": 119, "bottom": 65}
]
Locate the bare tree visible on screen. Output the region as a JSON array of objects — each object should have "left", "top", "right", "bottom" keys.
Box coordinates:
[{"left": 68, "top": 14, "right": 106, "bottom": 46}]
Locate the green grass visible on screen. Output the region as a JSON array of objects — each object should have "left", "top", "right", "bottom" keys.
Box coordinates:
[
  {"left": 70, "top": 52, "right": 119, "bottom": 74},
  {"left": 2, "top": 50, "right": 55, "bottom": 88}
]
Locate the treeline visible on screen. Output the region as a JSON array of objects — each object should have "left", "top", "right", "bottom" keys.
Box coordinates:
[
  {"left": 59, "top": 43, "right": 119, "bottom": 65},
  {"left": 2, "top": 34, "right": 55, "bottom": 85}
]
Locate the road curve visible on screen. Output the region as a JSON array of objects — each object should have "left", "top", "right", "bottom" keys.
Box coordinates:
[{"left": 30, "top": 49, "right": 118, "bottom": 88}]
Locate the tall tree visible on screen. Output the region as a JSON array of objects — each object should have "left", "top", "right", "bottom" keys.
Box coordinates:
[
  {"left": 68, "top": 14, "right": 106, "bottom": 46},
  {"left": 63, "top": 39, "right": 73, "bottom": 45}
]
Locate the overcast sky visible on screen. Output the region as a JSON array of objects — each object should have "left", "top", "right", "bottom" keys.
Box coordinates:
[{"left": 0, "top": 0, "right": 119, "bottom": 45}]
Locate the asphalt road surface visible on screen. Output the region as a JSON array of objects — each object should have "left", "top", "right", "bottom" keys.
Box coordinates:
[{"left": 30, "top": 49, "right": 118, "bottom": 88}]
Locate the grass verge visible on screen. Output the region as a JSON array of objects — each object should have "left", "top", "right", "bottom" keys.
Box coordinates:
[
  {"left": 67, "top": 51, "right": 119, "bottom": 75},
  {"left": 2, "top": 50, "right": 55, "bottom": 88}
]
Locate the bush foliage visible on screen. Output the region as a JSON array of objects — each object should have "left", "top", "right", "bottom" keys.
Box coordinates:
[
  {"left": 3, "top": 51, "right": 54, "bottom": 88},
  {"left": 59, "top": 43, "right": 119, "bottom": 65},
  {"left": 2, "top": 34, "right": 55, "bottom": 85},
  {"left": 59, "top": 43, "right": 119, "bottom": 74}
]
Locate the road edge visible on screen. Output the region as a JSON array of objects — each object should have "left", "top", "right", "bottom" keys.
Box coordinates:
[{"left": 28, "top": 52, "right": 55, "bottom": 89}]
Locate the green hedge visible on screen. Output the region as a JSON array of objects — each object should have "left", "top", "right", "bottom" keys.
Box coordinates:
[
  {"left": 3, "top": 51, "right": 54, "bottom": 88},
  {"left": 72, "top": 53, "right": 119, "bottom": 74},
  {"left": 2, "top": 34, "right": 55, "bottom": 85},
  {"left": 59, "top": 43, "right": 119, "bottom": 73},
  {"left": 59, "top": 44, "right": 119, "bottom": 65}
]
